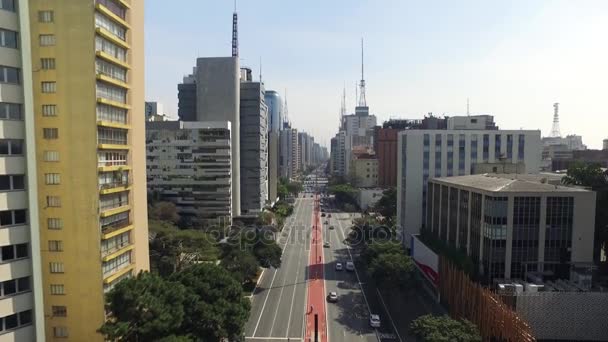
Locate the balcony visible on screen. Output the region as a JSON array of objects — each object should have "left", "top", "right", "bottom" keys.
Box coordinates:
[
  {"left": 102, "top": 221, "right": 133, "bottom": 239},
  {"left": 103, "top": 264, "right": 134, "bottom": 284},
  {"left": 101, "top": 240, "right": 132, "bottom": 259},
  {"left": 99, "top": 181, "right": 131, "bottom": 195},
  {"left": 100, "top": 203, "right": 130, "bottom": 218}
]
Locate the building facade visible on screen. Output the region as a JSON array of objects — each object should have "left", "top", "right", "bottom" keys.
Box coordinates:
[
  {"left": 397, "top": 129, "right": 541, "bottom": 238},
  {"left": 177, "top": 70, "right": 196, "bottom": 121},
  {"left": 279, "top": 128, "right": 299, "bottom": 180},
  {"left": 144, "top": 101, "right": 162, "bottom": 120},
  {"left": 28, "top": 0, "right": 149, "bottom": 339},
  {"left": 350, "top": 155, "right": 378, "bottom": 188},
  {"left": 268, "top": 131, "right": 278, "bottom": 202},
  {"left": 426, "top": 174, "right": 595, "bottom": 283},
  {"left": 146, "top": 121, "right": 232, "bottom": 224},
  {"left": 375, "top": 127, "right": 399, "bottom": 188},
  {"left": 264, "top": 90, "right": 282, "bottom": 133},
  {"left": 239, "top": 80, "right": 268, "bottom": 213},
  {"left": 0, "top": 1, "right": 44, "bottom": 339},
  {"left": 195, "top": 57, "right": 240, "bottom": 216}
]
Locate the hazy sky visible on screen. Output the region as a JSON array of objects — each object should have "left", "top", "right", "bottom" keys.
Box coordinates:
[{"left": 145, "top": 0, "right": 608, "bottom": 149}]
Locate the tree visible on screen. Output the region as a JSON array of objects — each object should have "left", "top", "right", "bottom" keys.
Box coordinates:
[
  {"left": 361, "top": 240, "right": 404, "bottom": 266},
  {"left": 329, "top": 183, "right": 358, "bottom": 207},
  {"left": 410, "top": 314, "right": 481, "bottom": 342},
  {"left": 149, "top": 201, "right": 180, "bottom": 224},
  {"left": 257, "top": 211, "right": 275, "bottom": 226},
  {"left": 170, "top": 264, "right": 251, "bottom": 341},
  {"left": 374, "top": 188, "right": 397, "bottom": 222},
  {"left": 149, "top": 221, "right": 219, "bottom": 277},
  {"left": 562, "top": 163, "right": 608, "bottom": 267},
  {"left": 368, "top": 252, "right": 415, "bottom": 291},
  {"left": 220, "top": 246, "right": 260, "bottom": 284},
  {"left": 99, "top": 272, "right": 187, "bottom": 341},
  {"left": 277, "top": 181, "right": 289, "bottom": 199}
]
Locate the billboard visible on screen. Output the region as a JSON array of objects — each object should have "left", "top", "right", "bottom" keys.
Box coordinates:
[{"left": 411, "top": 235, "right": 439, "bottom": 287}]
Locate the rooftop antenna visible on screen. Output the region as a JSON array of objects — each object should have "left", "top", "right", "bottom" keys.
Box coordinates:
[
  {"left": 358, "top": 38, "right": 367, "bottom": 107},
  {"left": 339, "top": 85, "right": 346, "bottom": 130},
  {"left": 355, "top": 81, "right": 358, "bottom": 109},
  {"left": 284, "top": 88, "right": 290, "bottom": 127},
  {"left": 259, "top": 56, "right": 262, "bottom": 83},
  {"left": 550, "top": 102, "right": 561, "bottom": 137},
  {"left": 467, "top": 98, "right": 470, "bottom": 116},
  {"left": 231, "top": 0, "right": 238, "bottom": 57}
]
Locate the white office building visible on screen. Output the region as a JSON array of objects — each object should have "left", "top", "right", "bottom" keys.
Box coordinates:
[
  {"left": 397, "top": 129, "right": 542, "bottom": 238},
  {"left": 146, "top": 121, "right": 233, "bottom": 225}
]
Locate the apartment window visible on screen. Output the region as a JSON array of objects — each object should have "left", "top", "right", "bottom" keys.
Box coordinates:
[
  {"left": 42, "top": 81, "right": 56, "bottom": 93},
  {"left": 48, "top": 240, "right": 63, "bottom": 252},
  {"left": 0, "top": 0, "right": 16, "bottom": 12},
  {"left": 52, "top": 306, "right": 67, "bottom": 317},
  {"left": 101, "top": 231, "right": 130, "bottom": 255},
  {"left": 0, "top": 65, "right": 19, "bottom": 84},
  {"left": 43, "top": 150, "right": 60, "bottom": 161},
  {"left": 518, "top": 134, "right": 525, "bottom": 160},
  {"left": 48, "top": 218, "right": 63, "bottom": 230},
  {"left": 0, "top": 243, "right": 28, "bottom": 262},
  {"left": 102, "top": 250, "right": 131, "bottom": 275},
  {"left": 53, "top": 326, "right": 68, "bottom": 338},
  {"left": 494, "top": 134, "right": 502, "bottom": 158},
  {"left": 0, "top": 310, "right": 32, "bottom": 332},
  {"left": 0, "top": 28, "right": 18, "bottom": 49},
  {"left": 0, "top": 209, "right": 26, "bottom": 227},
  {"left": 50, "top": 262, "right": 64, "bottom": 273},
  {"left": 50, "top": 284, "right": 65, "bottom": 295},
  {"left": 45, "top": 173, "right": 61, "bottom": 185},
  {"left": 98, "top": 127, "right": 127, "bottom": 145},
  {"left": 0, "top": 102, "right": 21, "bottom": 120},
  {"left": 95, "top": 12, "right": 126, "bottom": 40},
  {"left": 46, "top": 196, "right": 61, "bottom": 207},
  {"left": 1, "top": 277, "right": 29, "bottom": 297},
  {"left": 97, "top": 103, "right": 127, "bottom": 124},
  {"left": 39, "top": 34, "right": 56, "bottom": 46},
  {"left": 38, "top": 10, "right": 54, "bottom": 22},
  {"left": 43, "top": 128, "right": 59, "bottom": 140},
  {"left": 42, "top": 104, "right": 57, "bottom": 116},
  {"left": 41, "top": 58, "right": 56, "bottom": 70},
  {"left": 95, "top": 36, "right": 126, "bottom": 61},
  {"left": 96, "top": 0, "right": 127, "bottom": 19},
  {"left": 96, "top": 82, "right": 127, "bottom": 103},
  {"left": 0, "top": 175, "right": 25, "bottom": 191},
  {"left": 96, "top": 58, "right": 127, "bottom": 82}
]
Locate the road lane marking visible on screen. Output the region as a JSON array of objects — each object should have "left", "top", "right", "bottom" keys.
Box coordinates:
[
  {"left": 335, "top": 213, "right": 381, "bottom": 342},
  {"left": 285, "top": 220, "right": 304, "bottom": 337},
  {"left": 252, "top": 199, "right": 302, "bottom": 337},
  {"left": 376, "top": 288, "right": 403, "bottom": 342}
]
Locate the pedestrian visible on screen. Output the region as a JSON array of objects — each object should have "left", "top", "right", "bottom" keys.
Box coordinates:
[{"left": 310, "top": 304, "right": 314, "bottom": 313}]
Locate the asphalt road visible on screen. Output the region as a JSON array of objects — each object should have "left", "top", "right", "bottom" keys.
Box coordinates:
[{"left": 244, "top": 197, "right": 312, "bottom": 342}]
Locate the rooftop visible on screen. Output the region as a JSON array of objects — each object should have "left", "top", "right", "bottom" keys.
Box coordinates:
[{"left": 432, "top": 174, "right": 589, "bottom": 193}]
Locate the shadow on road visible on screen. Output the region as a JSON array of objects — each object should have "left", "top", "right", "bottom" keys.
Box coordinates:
[{"left": 329, "top": 290, "right": 376, "bottom": 336}]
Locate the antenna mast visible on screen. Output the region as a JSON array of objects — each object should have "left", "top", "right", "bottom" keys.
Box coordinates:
[
  {"left": 358, "top": 38, "right": 367, "bottom": 107},
  {"left": 550, "top": 102, "right": 561, "bottom": 137},
  {"left": 231, "top": 0, "right": 238, "bottom": 57},
  {"left": 467, "top": 98, "right": 470, "bottom": 116}
]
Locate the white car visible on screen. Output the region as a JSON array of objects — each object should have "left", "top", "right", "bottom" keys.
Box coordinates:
[
  {"left": 327, "top": 291, "right": 338, "bottom": 303},
  {"left": 369, "top": 314, "right": 381, "bottom": 328},
  {"left": 335, "top": 262, "right": 343, "bottom": 271},
  {"left": 345, "top": 261, "right": 355, "bottom": 272}
]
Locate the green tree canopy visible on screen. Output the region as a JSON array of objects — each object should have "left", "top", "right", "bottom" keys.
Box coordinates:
[
  {"left": 368, "top": 252, "right": 415, "bottom": 291},
  {"left": 220, "top": 246, "right": 260, "bottom": 284},
  {"left": 361, "top": 240, "right": 404, "bottom": 266},
  {"left": 99, "top": 272, "right": 187, "bottom": 341},
  {"left": 562, "top": 162, "right": 608, "bottom": 188},
  {"left": 329, "top": 183, "right": 358, "bottom": 207},
  {"left": 410, "top": 314, "right": 481, "bottom": 342},
  {"left": 149, "top": 201, "right": 180, "bottom": 224},
  {"left": 374, "top": 188, "right": 397, "bottom": 221},
  {"left": 170, "top": 264, "right": 251, "bottom": 341}
]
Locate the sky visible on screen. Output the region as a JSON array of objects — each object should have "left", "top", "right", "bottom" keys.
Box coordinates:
[{"left": 145, "top": 0, "right": 608, "bottom": 149}]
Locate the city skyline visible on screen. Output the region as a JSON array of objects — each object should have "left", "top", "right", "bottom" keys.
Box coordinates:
[{"left": 145, "top": 0, "right": 608, "bottom": 149}]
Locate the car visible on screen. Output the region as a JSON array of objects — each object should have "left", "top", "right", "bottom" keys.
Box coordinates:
[
  {"left": 321, "top": 213, "right": 326, "bottom": 217},
  {"left": 323, "top": 242, "right": 330, "bottom": 248},
  {"left": 335, "top": 262, "right": 343, "bottom": 271},
  {"left": 369, "top": 314, "right": 381, "bottom": 328},
  {"left": 328, "top": 214, "right": 332, "bottom": 218},
  {"left": 329, "top": 225, "right": 335, "bottom": 230},
  {"left": 324, "top": 220, "right": 329, "bottom": 224},
  {"left": 327, "top": 291, "right": 338, "bottom": 303},
  {"left": 345, "top": 261, "right": 355, "bottom": 271}
]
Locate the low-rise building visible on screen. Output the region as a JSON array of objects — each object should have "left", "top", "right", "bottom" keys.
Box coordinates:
[
  {"left": 426, "top": 174, "right": 595, "bottom": 283},
  {"left": 146, "top": 121, "right": 232, "bottom": 225},
  {"left": 350, "top": 152, "right": 378, "bottom": 188}
]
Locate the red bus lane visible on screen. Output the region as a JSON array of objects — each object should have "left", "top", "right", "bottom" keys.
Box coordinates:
[{"left": 305, "top": 194, "right": 327, "bottom": 342}]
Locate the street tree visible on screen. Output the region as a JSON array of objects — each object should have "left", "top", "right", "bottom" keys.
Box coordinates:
[
  {"left": 170, "top": 264, "right": 251, "bottom": 341},
  {"left": 361, "top": 240, "right": 404, "bottom": 266},
  {"left": 374, "top": 188, "right": 397, "bottom": 223},
  {"left": 368, "top": 252, "right": 415, "bottom": 291},
  {"left": 410, "top": 314, "right": 481, "bottom": 342},
  {"left": 220, "top": 246, "right": 260, "bottom": 284},
  {"left": 99, "top": 272, "right": 187, "bottom": 341}
]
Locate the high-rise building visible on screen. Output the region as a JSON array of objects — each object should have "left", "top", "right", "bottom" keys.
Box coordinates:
[
  {"left": 264, "top": 90, "right": 283, "bottom": 133},
  {"left": 25, "top": 0, "right": 148, "bottom": 339},
  {"left": 350, "top": 153, "right": 378, "bottom": 188},
  {"left": 603, "top": 139, "right": 608, "bottom": 150},
  {"left": 397, "top": 129, "right": 541, "bottom": 238},
  {"left": 375, "top": 127, "right": 399, "bottom": 188},
  {"left": 330, "top": 131, "right": 348, "bottom": 178},
  {"left": 145, "top": 101, "right": 163, "bottom": 120},
  {"left": 240, "top": 76, "right": 268, "bottom": 213},
  {"left": 268, "top": 131, "right": 279, "bottom": 202},
  {"left": 146, "top": 121, "right": 232, "bottom": 225},
  {"left": 426, "top": 174, "right": 595, "bottom": 283},
  {"left": 0, "top": 1, "right": 44, "bottom": 339},
  {"left": 177, "top": 70, "right": 197, "bottom": 121},
  {"left": 195, "top": 57, "right": 241, "bottom": 216},
  {"left": 279, "top": 128, "right": 299, "bottom": 180}
]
